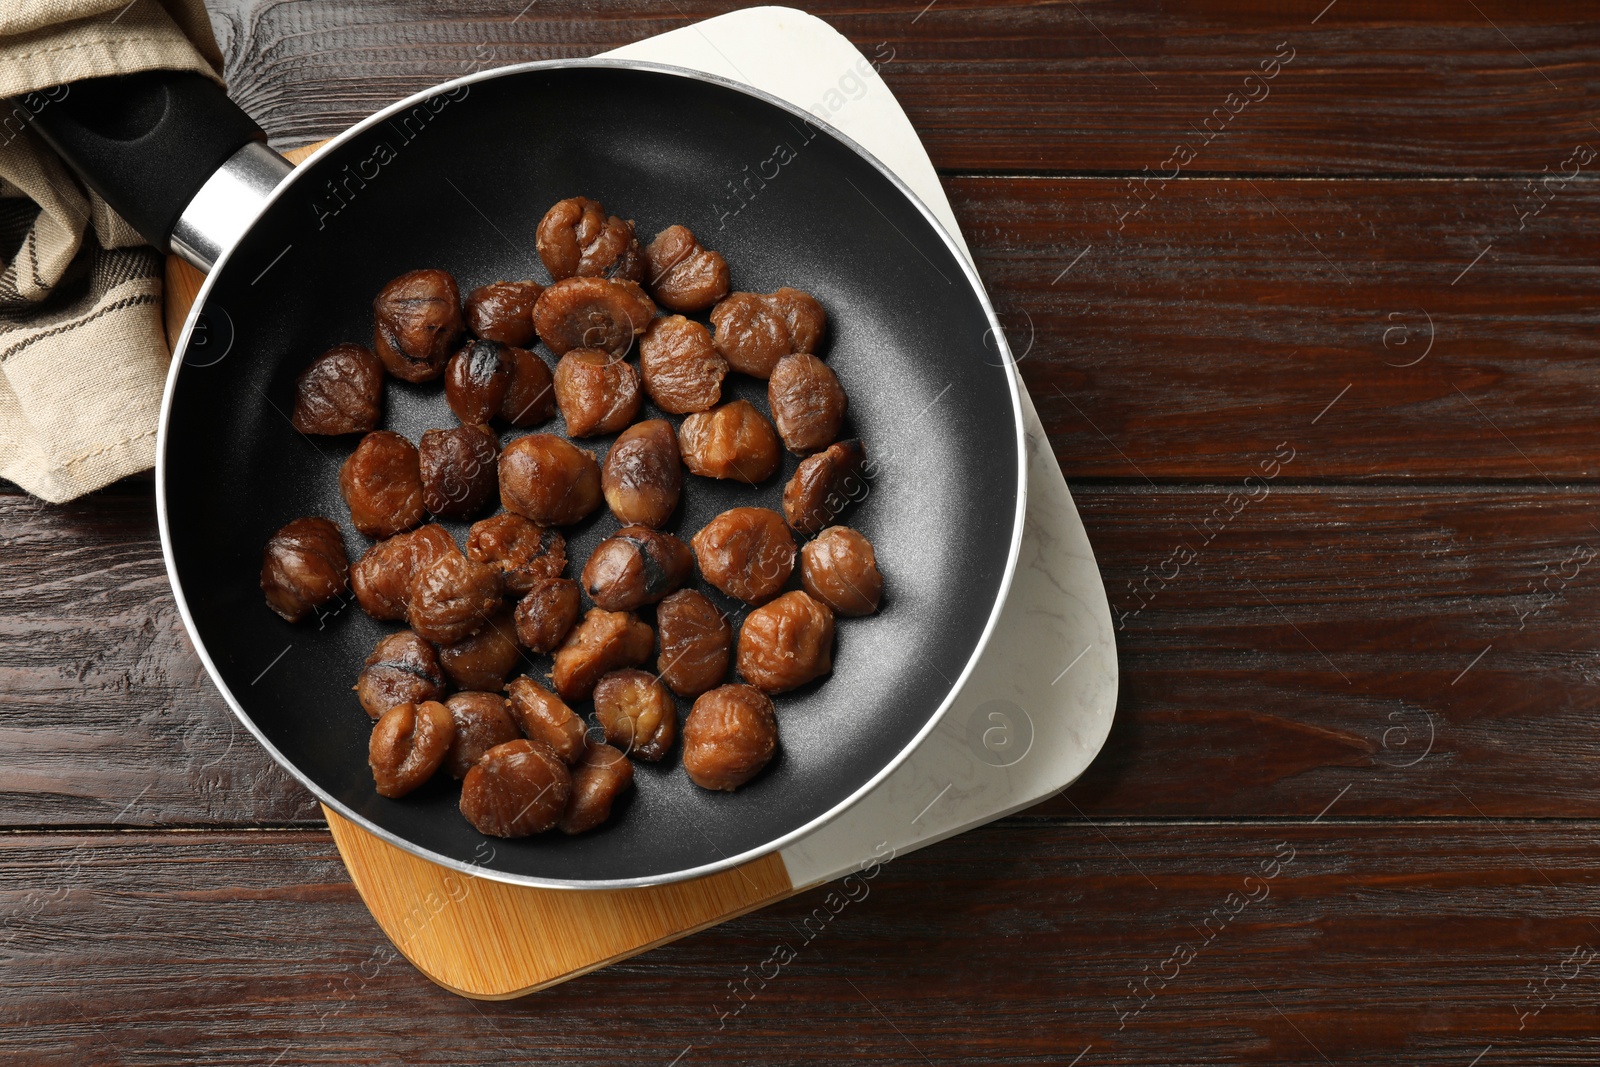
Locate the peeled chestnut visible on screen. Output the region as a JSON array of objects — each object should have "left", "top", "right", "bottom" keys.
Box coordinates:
[
  {"left": 369, "top": 700, "right": 455, "bottom": 799},
  {"left": 582, "top": 527, "right": 693, "bottom": 612},
  {"left": 498, "top": 434, "right": 603, "bottom": 526},
  {"left": 656, "top": 589, "right": 732, "bottom": 697},
  {"left": 642, "top": 224, "right": 729, "bottom": 312},
  {"left": 465, "top": 279, "right": 543, "bottom": 346},
  {"left": 678, "top": 399, "right": 782, "bottom": 484},
  {"left": 513, "top": 577, "right": 582, "bottom": 653},
  {"left": 691, "top": 507, "right": 795, "bottom": 605},
  {"left": 418, "top": 424, "right": 499, "bottom": 519},
  {"left": 554, "top": 348, "right": 642, "bottom": 437},
  {"left": 355, "top": 630, "right": 446, "bottom": 719},
  {"left": 261, "top": 516, "right": 348, "bottom": 623},
  {"left": 601, "top": 419, "right": 682, "bottom": 528},
  {"left": 350, "top": 523, "right": 458, "bottom": 621},
  {"left": 444, "top": 340, "right": 509, "bottom": 425},
  {"left": 506, "top": 676, "right": 587, "bottom": 765},
  {"left": 533, "top": 276, "right": 656, "bottom": 357},
  {"left": 536, "top": 196, "right": 644, "bottom": 282},
  {"left": 737, "top": 590, "right": 835, "bottom": 693},
  {"left": 682, "top": 684, "right": 778, "bottom": 791},
  {"left": 593, "top": 669, "right": 677, "bottom": 761},
  {"left": 801, "top": 526, "right": 883, "bottom": 617},
  {"left": 372, "top": 269, "right": 464, "bottom": 382},
  {"left": 551, "top": 608, "right": 655, "bottom": 701},
  {"left": 769, "top": 353, "right": 847, "bottom": 454},
  {"left": 500, "top": 344, "right": 557, "bottom": 426},
  {"left": 459, "top": 738, "right": 572, "bottom": 837},
  {"left": 340, "top": 430, "right": 426, "bottom": 539},
  {"left": 291, "top": 343, "right": 383, "bottom": 435},
  {"left": 465, "top": 513, "right": 566, "bottom": 595},
  {"left": 558, "top": 742, "right": 634, "bottom": 834},
  {"left": 406, "top": 552, "right": 504, "bottom": 645},
  {"left": 442, "top": 691, "right": 522, "bottom": 780},
  {"left": 639, "top": 315, "right": 727, "bottom": 415},
  {"left": 783, "top": 438, "right": 867, "bottom": 535},
  {"left": 710, "top": 288, "right": 825, "bottom": 378},
  {"left": 439, "top": 607, "right": 523, "bottom": 691}
]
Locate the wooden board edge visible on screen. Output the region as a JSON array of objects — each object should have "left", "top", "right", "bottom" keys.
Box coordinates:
[{"left": 324, "top": 806, "right": 800, "bottom": 1004}]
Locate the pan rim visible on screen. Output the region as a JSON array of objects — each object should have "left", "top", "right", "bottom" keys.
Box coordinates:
[{"left": 156, "top": 56, "right": 1029, "bottom": 890}]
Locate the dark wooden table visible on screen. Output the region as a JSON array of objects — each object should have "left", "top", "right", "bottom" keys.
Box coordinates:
[{"left": 7, "top": 1, "right": 1600, "bottom": 1062}]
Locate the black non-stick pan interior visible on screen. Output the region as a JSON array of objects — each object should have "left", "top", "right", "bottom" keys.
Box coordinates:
[{"left": 163, "top": 63, "right": 1021, "bottom": 885}]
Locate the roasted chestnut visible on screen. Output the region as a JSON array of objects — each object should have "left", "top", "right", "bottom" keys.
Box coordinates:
[
  {"left": 691, "top": 507, "right": 795, "bottom": 605},
  {"left": 639, "top": 315, "right": 727, "bottom": 415},
  {"left": 551, "top": 607, "right": 655, "bottom": 702},
  {"left": 350, "top": 523, "right": 458, "bottom": 621},
  {"left": 582, "top": 527, "right": 693, "bottom": 612},
  {"left": 444, "top": 339, "right": 509, "bottom": 425},
  {"left": 557, "top": 742, "right": 634, "bottom": 834},
  {"left": 465, "top": 279, "right": 544, "bottom": 346},
  {"left": 513, "top": 577, "right": 582, "bottom": 653},
  {"left": 655, "top": 589, "right": 732, "bottom": 697},
  {"left": 536, "top": 196, "right": 644, "bottom": 282},
  {"left": 418, "top": 424, "right": 499, "bottom": 519},
  {"left": 768, "top": 353, "right": 847, "bottom": 454},
  {"left": 500, "top": 344, "right": 557, "bottom": 426},
  {"left": 439, "top": 607, "right": 524, "bottom": 691},
  {"left": 369, "top": 700, "right": 454, "bottom": 799},
  {"left": 737, "top": 590, "right": 835, "bottom": 693},
  {"left": 783, "top": 438, "right": 867, "bottom": 536},
  {"left": 682, "top": 684, "right": 778, "bottom": 791},
  {"left": 710, "top": 288, "right": 825, "bottom": 378},
  {"left": 801, "top": 526, "right": 883, "bottom": 617},
  {"left": 592, "top": 669, "right": 677, "bottom": 761},
  {"left": 498, "top": 433, "right": 603, "bottom": 526},
  {"left": 291, "top": 343, "right": 383, "bottom": 435},
  {"left": 261, "top": 516, "right": 348, "bottom": 623},
  {"left": 372, "top": 268, "right": 464, "bottom": 382},
  {"left": 505, "top": 676, "right": 587, "bottom": 765},
  {"left": 406, "top": 552, "right": 504, "bottom": 645},
  {"left": 678, "top": 399, "right": 781, "bottom": 484},
  {"left": 533, "top": 276, "right": 656, "bottom": 357},
  {"left": 355, "top": 630, "right": 446, "bottom": 719},
  {"left": 602, "top": 419, "right": 682, "bottom": 528},
  {"left": 642, "top": 224, "right": 729, "bottom": 312},
  {"left": 465, "top": 513, "right": 566, "bottom": 595},
  {"left": 442, "top": 691, "right": 522, "bottom": 780},
  {"left": 340, "top": 430, "right": 426, "bottom": 539},
  {"left": 554, "top": 348, "right": 642, "bottom": 437},
  {"left": 459, "top": 738, "right": 571, "bottom": 837}
]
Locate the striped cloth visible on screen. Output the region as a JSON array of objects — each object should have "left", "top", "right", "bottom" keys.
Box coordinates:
[{"left": 0, "top": 0, "right": 219, "bottom": 501}]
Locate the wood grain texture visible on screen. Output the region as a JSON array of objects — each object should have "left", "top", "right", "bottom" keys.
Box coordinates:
[
  {"left": 0, "top": 491, "right": 317, "bottom": 826},
  {"left": 7, "top": 486, "right": 1600, "bottom": 825},
  {"left": 4, "top": 823, "right": 1600, "bottom": 1064},
  {"left": 954, "top": 175, "right": 1600, "bottom": 481},
  {"left": 326, "top": 806, "right": 793, "bottom": 999},
  {"left": 203, "top": 0, "right": 1600, "bottom": 176}
]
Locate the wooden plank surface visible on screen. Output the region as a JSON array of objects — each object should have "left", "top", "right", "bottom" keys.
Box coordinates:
[
  {"left": 6, "top": 0, "right": 1598, "bottom": 1061},
  {"left": 208, "top": 0, "right": 1600, "bottom": 176},
  {"left": 5, "top": 823, "right": 1600, "bottom": 1064}
]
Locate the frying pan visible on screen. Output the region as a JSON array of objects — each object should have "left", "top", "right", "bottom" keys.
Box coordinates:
[{"left": 36, "top": 56, "right": 1026, "bottom": 888}]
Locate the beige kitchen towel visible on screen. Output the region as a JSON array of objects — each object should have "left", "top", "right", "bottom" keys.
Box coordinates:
[{"left": 0, "top": 0, "right": 221, "bottom": 502}]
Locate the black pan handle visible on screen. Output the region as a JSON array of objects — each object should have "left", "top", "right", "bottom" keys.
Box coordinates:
[{"left": 31, "top": 69, "right": 290, "bottom": 269}]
